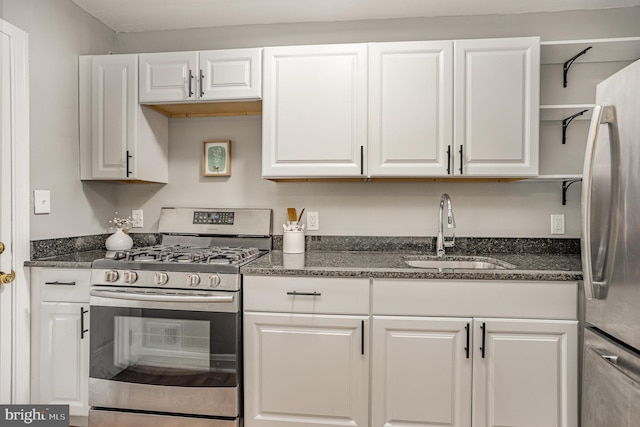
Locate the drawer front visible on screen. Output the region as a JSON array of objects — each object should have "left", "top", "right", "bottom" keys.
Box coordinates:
[
  {"left": 243, "top": 276, "right": 369, "bottom": 314},
  {"left": 41, "top": 268, "right": 91, "bottom": 302},
  {"left": 373, "top": 279, "right": 577, "bottom": 320}
]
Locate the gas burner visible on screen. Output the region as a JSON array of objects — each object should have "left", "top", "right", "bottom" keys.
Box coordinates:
[{"left": 110, "top": 244, "right": 263, "bottom": 266}]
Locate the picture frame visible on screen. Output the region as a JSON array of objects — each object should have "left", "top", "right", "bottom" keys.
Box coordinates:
[{"left": 202, "top": 139, "right": 231, "bottom": 177}]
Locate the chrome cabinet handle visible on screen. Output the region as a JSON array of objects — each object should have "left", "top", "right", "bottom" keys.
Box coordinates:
[{"left": 581, "top": 105, "right": 621, "bottom": 300}]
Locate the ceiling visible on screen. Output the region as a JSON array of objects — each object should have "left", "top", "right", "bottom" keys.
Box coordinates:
[{"left": 71, "top": 0, "right": 640, "bottom": 33}]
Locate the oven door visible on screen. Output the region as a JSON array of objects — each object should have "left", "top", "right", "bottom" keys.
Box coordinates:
[{"left": 89, "top": 288, "right": 241, "bottom": 418}]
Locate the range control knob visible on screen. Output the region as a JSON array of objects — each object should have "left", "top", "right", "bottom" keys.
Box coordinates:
[
  {"left": 104, "top": 270, "right": 119, "bottom": 283},
  {"left": 186, "top": 273, "right": 201, "bottom": 287},
  {"left": 123, "top": 271, "right": 138, "bottom": 284},
  {"left": 207, "top": 274, "right": 221, "bottom": 288},
  {"left": 154, "top": 272, "right": 169, "bottom": 286}
]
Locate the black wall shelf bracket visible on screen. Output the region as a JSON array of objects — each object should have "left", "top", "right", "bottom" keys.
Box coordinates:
[
  {"left": 563, "top": 46, "right": 592, "bottom": 87},
  {"left": 562, "top": 179, "right": 582, "bottom": 205},
  {"left": 562, "top": 109, "right": 588, "bottom": 144}
]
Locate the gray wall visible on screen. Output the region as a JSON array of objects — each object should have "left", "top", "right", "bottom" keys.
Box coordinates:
[
  {"left": 3, "top": 0, "right": 117, "bottom": 240},
  {"left": 5, "top": 2, "right": 640, "bottom": 239}
]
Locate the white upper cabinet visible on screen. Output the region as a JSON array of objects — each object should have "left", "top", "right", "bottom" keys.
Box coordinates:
[
  {"left": 261, "top": 44, "right": 368, "bottom": 178},
  {"left": 262, "top": 37, "right": 540, "bottom": 179},
  {"left": 79, "top": 54, "right": 169, "bottom": 183},
  {"left": 139, "top": 48, "right": 262, "bottom": 103},
  {"left": 369, "top": 41, "right": 453, "bottom": 177},
  {"left": 454, "top": 37, "right": 540, "bottom": 176}
]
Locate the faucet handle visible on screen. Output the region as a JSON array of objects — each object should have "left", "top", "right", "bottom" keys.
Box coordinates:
[{"left": 443, "top": 233, "right": 456, "bottom": 248}]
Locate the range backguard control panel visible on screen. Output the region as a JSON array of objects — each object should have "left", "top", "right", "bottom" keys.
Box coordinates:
[{"left": 193, "top": 211, "right": 235, "bottom": 225}]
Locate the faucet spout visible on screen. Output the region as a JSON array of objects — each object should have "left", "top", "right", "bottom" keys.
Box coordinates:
[{"left": 436, "top": 193, "right": 456, "bottom": 257}]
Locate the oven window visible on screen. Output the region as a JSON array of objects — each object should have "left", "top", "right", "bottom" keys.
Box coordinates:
[{"left": 90, "top": 306, "right": 240, "bottom": 387}]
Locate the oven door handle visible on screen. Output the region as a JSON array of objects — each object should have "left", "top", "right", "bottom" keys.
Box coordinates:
[{"left": 90, "top": 289, "right": 234, "bottom": 303}]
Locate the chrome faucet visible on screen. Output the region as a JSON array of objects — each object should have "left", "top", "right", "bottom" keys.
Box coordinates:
[{"left": 436, "top": 193, "right": 456, "bottom": 257}]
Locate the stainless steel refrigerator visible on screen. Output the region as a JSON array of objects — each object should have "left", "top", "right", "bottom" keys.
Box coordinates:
[{"left": 581, "top": 58, "right": 640, "bottom": 427}]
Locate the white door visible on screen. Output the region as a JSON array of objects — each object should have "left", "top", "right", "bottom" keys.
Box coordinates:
[
  {"left": 262, "top": 44, "right": 368, "bottom": 178},
  {"left": 472, "top": 318, "right": 578, "bottom": 427},
  {"left": 0, "top": 18, "right": 30, "bottom": 404},
  {"left": 91, "top": 54, "right": 139, "bottom": 180},
  {"left": 454, "top": 37, "right": 540, "bottom": 176},
  {"left": 37, "top": 303, "right": 89, "bottom": 416},
  {"left": 138, "top": 51, "right": 198, "bottom": 102},
  {"left": 371, "top": 316, "right": 472, "bottom": 427},
  {"left": 369, "top": 41, "right": 453, "bottom": 177},
  {"left": 244, "top": 312, "right": 369, "bottom": 427},
  {"left": 199, "top": 48, "right": 262, "bottom": 100}
]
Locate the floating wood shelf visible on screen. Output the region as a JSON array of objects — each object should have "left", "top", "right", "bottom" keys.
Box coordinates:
[{"left": 144, "top": 100, "right": 262, "bottom": 118}]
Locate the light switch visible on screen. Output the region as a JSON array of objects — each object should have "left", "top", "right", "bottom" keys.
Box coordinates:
[{"left": 34, "top": 190, "right": 51, "bottom": 214}]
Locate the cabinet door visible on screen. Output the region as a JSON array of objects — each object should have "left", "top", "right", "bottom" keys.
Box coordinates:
[
  {"left": 369, "top": 41, "right": 453, "bottom": 177},
  {"left": 372, "top": 316, "right": 472, "bottom": 427},
  {"left": 199, "top": 48, "right": 261, "bottom": 100},
  {"left": 472, "top": 318, "right": 578, "bottom": 427},
  {"left": 91, "top": 54, "right": 137, "bottom": 179},
  {"left": 262, "top": 44, "right": 368, "bottom": 178},
  {"left": 454, "top": 37, "right": 540, "bottom": 176},
  {"left": 244, "top": 312, "right": 369, "bottom": 427},
  {"left": 139, "top": 51, "right": 198, "bottom": 102},
  {"left": 38, "top": 302, "right": 90, "bottom": 417}
]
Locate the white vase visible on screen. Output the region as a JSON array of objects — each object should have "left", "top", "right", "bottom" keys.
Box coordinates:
[{"left": 105, "top": 228, "right": 133, "bottom": 251}]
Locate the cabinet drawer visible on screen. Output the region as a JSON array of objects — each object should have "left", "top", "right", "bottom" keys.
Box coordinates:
[
  {"left": 373, "top": 279, "right": 577, "bottom": 319},
  {"left": 41, "top": 269, "right": 91, "bottom": 302},
  {"left": 243, "top": 276, "right": 369, "bottom": 314}
]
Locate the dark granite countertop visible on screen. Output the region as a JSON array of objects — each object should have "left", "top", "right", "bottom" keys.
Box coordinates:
[
  {"left": 241, "top": 250, "right": 583, "bottom": 281},
  {"left": 25, "top": 250, "right": 107, "bottom": 269}
]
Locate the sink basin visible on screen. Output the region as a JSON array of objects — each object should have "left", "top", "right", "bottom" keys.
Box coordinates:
[{"left": 403, "top": 256, "right": 516, "bottom": 271}]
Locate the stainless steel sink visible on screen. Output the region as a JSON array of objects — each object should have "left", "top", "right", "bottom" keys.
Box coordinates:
[{"left": 403, "top": 256, "right": 516, "bottom": 271}]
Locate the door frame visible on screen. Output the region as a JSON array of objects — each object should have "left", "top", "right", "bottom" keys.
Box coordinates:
[{"left": 0, "top": 18, "right": 31, "bottom": 404}]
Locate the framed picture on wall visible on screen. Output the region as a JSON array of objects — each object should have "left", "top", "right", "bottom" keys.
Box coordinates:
[{"left": 202, "top": 139, "right": 231, "bottom": 176}]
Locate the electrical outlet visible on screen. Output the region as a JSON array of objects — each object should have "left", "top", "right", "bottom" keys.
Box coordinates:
[
  {"left": 551, "top": 214, "right": 565, "bottom": 235},
  {"left": 132, "top": 209, "right": 144, "bottom": 228},
  {"left": 307, "top": 211, "right": 319, "bottom": 231}
]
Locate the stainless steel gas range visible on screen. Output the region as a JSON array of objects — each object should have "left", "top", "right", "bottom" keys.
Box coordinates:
[{"left": 88, "top": 207, "right": 272, "bottom": 427}]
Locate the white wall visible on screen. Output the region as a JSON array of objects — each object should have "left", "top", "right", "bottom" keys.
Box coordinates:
[
  {"left": 3, "top": 0, "right": 117, "bottom": 240},
  {"left": 115, "top": 7, "right": 640, "bottom": 238}
]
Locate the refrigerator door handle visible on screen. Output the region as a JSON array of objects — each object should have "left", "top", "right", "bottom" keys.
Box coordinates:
[
  {"left": 581, "top": 105, "right": 621, "bottom": 300},
  {"left": 591, "top": 347, "right": 640, "bottom": 384}
]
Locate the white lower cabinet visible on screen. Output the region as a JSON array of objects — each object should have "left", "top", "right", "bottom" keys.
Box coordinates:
[
  {"left": 30, "top": 268, "right": 91, "bottom": 426},
  {"left": 372, "top": 316, "right": 472, "bottom": 427},
  {"left": 372, "top": 279, "right": 578, "bottom": 427},
  {"left": 244, "top": 277, "right": 578, "bottom": 427},
  {"left": 37, "top": 303, "right": 90, "bottom": 414},
  {"left": 472, "top": 318, "right": 577, "bottom": 427},
  {"left": 243, "top": 276, "right": 370, "bottom": 427},
  {"left": 372, "top": 316, "right": 577, "bottom": 427},
  {"left": 244, "top": 313, "right": 369, "bottom": 427}
]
